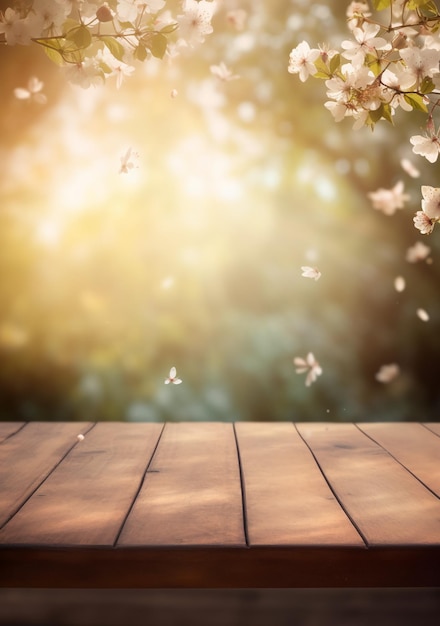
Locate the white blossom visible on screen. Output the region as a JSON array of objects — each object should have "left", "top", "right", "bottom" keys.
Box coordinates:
[
  {"left": 178, "top": 0, "right": 216, "bottom": 45},
  {"left": 0, "top": 7, "right": 39, "bottom": 45},
  {"left": 294, "top": 352, "right": 322, "bottom": 387},
  {"left": 400, "top": 46, "right": 440, "bottom": 84},
  {"left": 406, "top": 241, "right": 431, "bottom": 263},
  {"left": 288, "top": 41, "right": 320, "bottom": 82},
  {"left": 367, "top": 180, "right": 409, "bottom": 215},
  {"left": 341, "top": 23, "right": 390, "bottom": 69},
  {"left": 63, "top": 58, "right": 104, "bottom": 88},
  {"left": 164, "top": 366, "right": 182, "bottom": 384},
  {"left": 32, "top": 0, "right": 70, "bottom": 33},
  {"left": 410, "top": 133, "right": 440, "bottom": 163},
  {"left": 413, "top": 210, "right": 436, "bottom": 235},
  {"left": 210, "top": 62, "right": 240, "bottom": 82},
  {"left": 381, "top": 65, "right": 415, "bottom": 111},
  {"left": 421, "top": 185, "right": 440, "bottom": 219},
  {"left": 97, "top": 47, "right": 134, "bottom": 89},
  {"left": 117, "top": 0, "right": 165, "bottom": 22},
  {"left": 14, "top": 76, "right": 47, "bottom": 104}
]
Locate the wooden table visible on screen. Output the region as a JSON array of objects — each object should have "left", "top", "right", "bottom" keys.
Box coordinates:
[{"left": 0, "top": 421, "right": 439, "bottom": 588}]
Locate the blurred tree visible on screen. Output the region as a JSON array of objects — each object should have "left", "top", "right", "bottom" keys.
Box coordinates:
[{"left": 0, "top": 0, "right": 439, "bottom": 422}]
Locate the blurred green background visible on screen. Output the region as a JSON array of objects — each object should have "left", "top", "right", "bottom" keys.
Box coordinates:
[{"left": 0, "top": 0, "right": 439, "bottom": 423}]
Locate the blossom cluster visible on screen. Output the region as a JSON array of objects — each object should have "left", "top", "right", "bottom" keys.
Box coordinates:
[
  {"left": 0, "top": 0, "right": 217, "bottom": 88},
  {"left": 288, "top": 0, "right": 440, "bottom": 235}
]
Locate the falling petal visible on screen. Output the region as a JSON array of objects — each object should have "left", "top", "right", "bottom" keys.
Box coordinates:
[
  {"left": 400, "top": 158, "right": 420, "bottom": 178},
  {"left": 417, "top": 308, "right": 429, "bottom": 322},
  {"left": 14, "top": 87, "right": 31, "bottom": 100},
  {"left": 165, "top": 366, "right": 182, "bottom": 384},
  {"left": 301, "top": 266, "right": 321, "bottom": 281},
  {"left": 375, "top": 363, "right": 400, "bottom": 383},
  {"left": 294, "top": 352, "right": 322, "bottom": 386},
  {"left": 394, "top": 276, "right": 405, "bottom": 292}
]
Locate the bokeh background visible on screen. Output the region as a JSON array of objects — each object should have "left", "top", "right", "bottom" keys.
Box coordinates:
[{"left": 1, "top": 0, "right": 439, "bottom": 424}]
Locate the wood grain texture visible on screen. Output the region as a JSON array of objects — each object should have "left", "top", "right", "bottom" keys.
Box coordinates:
[
  {"left": 1, "top": 546, "right": 439, "bottom": 588},
  {"left": 235, "top": 422, "right": 364, "bottom": 546},
  {"left": 296, "top": 423, "right": 440, "bottom": 546},
  {"left": 358, "top": 422, "right": 440, "bottom": 497},
  {"left": 424, "top": 423, "right": 440, "bottom": 437},
  {"left": 0, "top": 421, "right": 92, "bottom": 528},
  {"left": 0, "top": 423, "right": 162, "bottom": 546},
  {"left": 0, "top": 422, "right": 24, "bottom": 443},
  {"left": 118, "top": 422, "right": 245, "bottom": 547}
]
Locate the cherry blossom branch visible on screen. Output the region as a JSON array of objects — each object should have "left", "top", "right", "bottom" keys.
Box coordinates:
[{"left": 288, "top": 0, "right": 440, "bottom": 236}]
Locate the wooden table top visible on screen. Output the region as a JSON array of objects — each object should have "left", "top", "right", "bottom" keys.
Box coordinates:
[{"left": 0, "top": 421, "right": 439, "bottom": 588}]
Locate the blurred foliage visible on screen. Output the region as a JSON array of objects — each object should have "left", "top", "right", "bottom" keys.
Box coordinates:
[{"left": 0, "top": 0, "right": 439, "bottom": 423}]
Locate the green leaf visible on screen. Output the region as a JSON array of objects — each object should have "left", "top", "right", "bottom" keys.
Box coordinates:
[
  {"left": 118, "top": 21, "right": 134, "bottom": 29},
  {"left": 369, "top": 105, "right": 384, "bottom": 123},
  {"left": 407, "top": 0, "right": 432, "bottom": 9},
  {"left": 381, "top": 103, "right": 394, "bottom": 124},
  {"left": 43, "top": 45, "right": 64, "bottom": 66},
  {"left": 134, "top": 44, "right": 148, "bottom": 62},
  {"left": 313, "top": 56, "right": 331, "bottom": 78},
  {"left": 99, "top": 61, "right": 113, "bottom": 74},
  {"left": 35, "top": 37, "right": 66, "bottom": 63},
  {"left": 420, "top": 77, "right": 435, "bottom": 95},
  {"left": 365, "top": 53, "right": 382, "bottom": 77},
  {"left": 101, "top": 36, "right": 126, "bottom": 62},
  {"left": 418, "top": 0, "right": 440, "bottom": 16},
  {"left": 329, "top": 53, "right": 340, "bottom": 75},
  {"left": 62, "top": 18, "right": 80, "bottom": 34},
  {"left": 372, "top": 0, "right": 392, "bottom": 9},
  {"left": 404, "top": 93, "right": 428, "bottom": 112},
  {"left": 66, "top": 24, "right": 92, "bottom": 49},
  {"left": 149, "top": 33, "right": 167, "bottom": 59},
  {"left": 160, "top": 22, "right": 179, "bottom": 34},
  {"left": 313, "top": 71, "right": 331, "bottom": 79}
]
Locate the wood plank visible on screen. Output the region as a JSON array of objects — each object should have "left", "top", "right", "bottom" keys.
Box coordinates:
[
  {"left": 118, "top": 422, "right": 245, "bottom": 546},
  {"left": 358, "top": 422, "right": 440, "bottom": 498},
  {"left": 0, "top": 421, "right": 93, "bottom": 528},
  {"left": 235, "top": 422, "right": 364, "bottom": 546},
  {"left": 296, "top": 423, "right": 440, "bottom": 546},
  {"left": 1, "top": 545, "right": 439, "bottom": 588},
  {"left": 424, "top": 422, "right": 440, "bottom": 437},
  {"left": 0, "top": 423, "right": 162, "bottom": 546},
  {"left": 0, "top": 422, "right": 25, "bottom": 443}
]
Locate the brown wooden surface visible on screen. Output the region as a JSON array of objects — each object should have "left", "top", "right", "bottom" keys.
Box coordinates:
[
  {"left": 296, "top": 422, "right": 440, "bottom": 546},
  {"left": 0, "top": 422, "right": 93, "bottom": 528},
  {"left": 235, "top": 422, "right": 364, "bottom": 546},
  {"left": 0, "top": 423, "right": 162, "bottom": 546},
  {"left": 118, "top": 422, "right": 245, "bottom": 546},
  {"left": 1, "top": 546, "right": 439, "bottom": 588},
  {"left": 0, "top": 421, "right": 439, "bottom": 588},
  {"left": 357, "top": 422, "right": 440, "bottom": 497},
  {"left": 425, "top": 422, "right": 440, "bottom": 437},
  {"left": 0, "top": 422, "right": 24, "bottom": 443}
]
